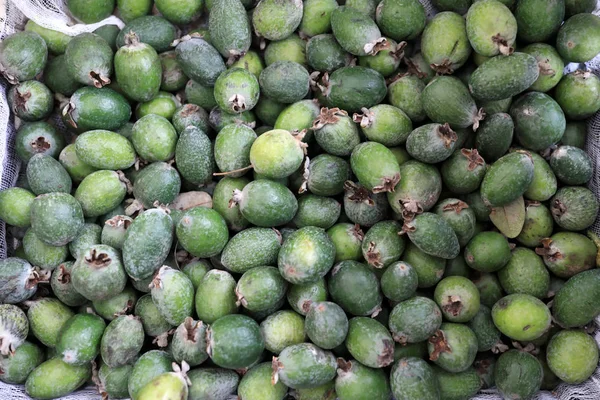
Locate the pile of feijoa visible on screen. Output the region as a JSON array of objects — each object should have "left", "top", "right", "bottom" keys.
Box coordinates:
[{"left": 1, "top": 0, "right": 600, "bottom": 398}]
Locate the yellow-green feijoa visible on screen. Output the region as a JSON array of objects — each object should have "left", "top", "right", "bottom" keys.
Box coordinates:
[
  {"left": 30, "top": 192, "right": 84, "bottom": 247},
  {"left": 131, "top": 115, "right": 177, "bottom": 162},
  {"left": 260, "top": 310, "right": 306, "bottom": 354},
  {"left": 466, "top": 0, "right": 517, "bottom": 57},
  {"left": 101, "top": 315, "right": 144, "bottom": 368},
  {"left": 207, "top": 314, "right": 265, "bottom": 369},
  {"left": 536, "top": 232, "right": 595, "bottom": 279},
  {"left": 480, "top": 151, "right": 534, "bottom": 207},
  {"left": 56, "top": 313, "right": 106, "bottom": 365},
  {"left": 74, "top": 170, "right": 128, "bottom": 218},
  {"left": 195, "top": 270, "right": 239, "bottom": 324},
  {"left": 434, "top": 276, "right": 481, "bottom": 323},
  {"left": 59, "top": 144, "right": 97, "bottom": 183},
  {"left": 521, "top": 43, "right": 564, "bottom": 92},
  {"left": 298, "top": 0, "right": 338, "bottom": 38},
  {"left": 176, "top": 37, "right": 226, "bottom": 87},
  {"left": 492, "top": 294, "right": 551, "bottom": 341},
  {"left": 361, "top": 220, "right": 404, "bottom": 269},
  {"left": 236, "top": 266, "right": 288, "bottom": 312},
  {"left": 221, "top": 227, "right": 282, "bottom": 273},
  {"left": 63, "top": 86, "right": 131, "bottom": 133},
  {"left": 272, "top": 343, "right": 337, "bottom": 389},
  {"left": 26, "top": 154, "right": 72, "bottom": 195},
  {"left": 231, "top": 179, "right": 298, "bottom": 227},
  {"left": 134, "top": 294, "right": 173, "bottom": 340},
  {"left": 155, "top": 0, "right": 203, "bottom": 24},
  {"left": 75, "top": 130, "right": 136, "bottom": 170},
  {"left": 65, "top": 32, "right": 113, "bottom": 88},
  {"left": 0, "top": 31, "right": 48, "bottom": 84},
  {"left": 546, "top": 329, "right": 599, "bottom": 384},
  {"left": 214, "top": 123, "right": 257, "bottom": 177},
  {"left": 150, "top": 265, "right": 195, "bottom": 326},
  {"left": 422, "top": 76, "right": 483, "bottom": 130},
  {"left": 127, "top": 350, "right": 174, "bottom": 400},
  {"left": 176, "top": 207, "right": 229, "bottom": 258},
  {"left": 8, "top": 80, "right": 53, "bottom": 122},
  {"left": 135, "top": 89, "right": 179, "bottom": 119},
  {"left": 213, "top": 177, "right": 250, "bottom": 231},
  {"left": 421, "top": 12, "right": 471, "bottom": 74},
  {"left": 554, "top": 70, "right": 600, "bottom": 121},
  {"left": 137, "top": 364, "right": 190, "bottom": 400},
  {"left": 253, "top": 0, "right": 303, "bottom": 41},
  {"left": 209, "top": 0, "right": 252, "bottom": 61},
  {"left": 351, "top": 141, "right": 400, "bottom": 194},
  {"left": 114, "top": 33, "right": 161, "bottom": 102},
  {"left": 353, "top": 104, "right": 412, "bottom": 147},
  {"left": 117, "top": 0, "right": 153, "bottom": 22},
  {"left": 24, "top": 20, "right": 71, "bottom": 55},
  {"left": 464, "top": 231, "right": 512, "bottom": 272},
  {"left": 556, "top": 13, "right": 600, "bottom": 63},
  {"left": 0, "top": 187, "right": 35, "bottom": 228},
  {"left": 25, "top": 358, "right": 91, "bottom": 400},
  {"left": 0, "top": 341, "right": 44, "bottom": 384},
  {"left": 93, "top": 285, "right": 138, "bottom": 321},
  {"left": 238, "top": 362, "right": 288, "bottom": 400},
  {"left": 427, "top": 323, "right": 478, "bottom": 373},
  {"left": 22, "top": 229, "right": 68, "bottom": 270}
]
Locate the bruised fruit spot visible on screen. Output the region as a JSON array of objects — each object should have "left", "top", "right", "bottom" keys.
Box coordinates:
[
  {"left": 442, "top": 200, "right": 469, "bottom": 214},
  {"left": 523, "top": 324, "right": 530, "bottom": 331},
  {"left": 428, "top": 330, "right": 452, "bottom": 361},
  {"left": 365, "top": 241, "right": 383, "bottom": 268},
  {"left": 443, "top": 295, "right": 463, "bottom": 316},
  {"left": 567, "top": 41, "right": 575, "bottom": 49},
  {"left": 378, "top": 339, "right": 395, "bottom": 367},
  {"left": 317, "top": 303, "right": 326, "bottom": 312},
  {"left": 30, "top": 136, "right": 51, "bottom": 153},
  {"left": 301, "top": 300, "right": 313, "bottom": 313},
  {"left": 438, "top": 123, "right": 458, "bottom": 148},
  {"left": 466, "top": 253, "right": 475, "bottom": 263},
  {"left": 85, "top": 249, "right": 112, "bottom": 268}
]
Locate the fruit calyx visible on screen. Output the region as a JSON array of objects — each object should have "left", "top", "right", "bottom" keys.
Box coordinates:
[
  {"left": 492, "top": 33, "right": 514, "bottom": 56},
  {"left": 372, "top": 173, "right": 400, "bottom": 194},
  {"left": 352, "top": 107, "right": 375, "bottom": 128},
  {"left": 365, "top": 241, "right": 383, "bottom": 268},
  {"left": 428, "top": 330, "right": 452, "bottom": 361},
  {"left": 344, "top": 181, "right": 375, "bottom": 206},
  {"left": 438, "top": 123, "right": 458, "bottom": 148},
  {"left": 535, "top": 238, "right": 563, "bottom": 262},
  {"left": 312, "top": 107, "right": 347, "bottom": 130}
]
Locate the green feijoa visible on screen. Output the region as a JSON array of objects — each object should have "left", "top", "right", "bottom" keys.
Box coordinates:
[
  {"left": 213, "top": 177, "right": 250, "bottom": 231},
  {"left": 232, "top": 179, "right": 298, "bottom": 227},
  {"left": 361, "top": 220, "right": 404, "bottom": 269},
  {"left": 25, "top": 298, "right": 72, "bottom": 349},
  {"left": 236, "top": 266, "right": 288, "bottom": 312},
  {"left": 467, "top": 305, "right": 502, "bottom": 352},
  {"left": 65, "top": 32, "right": 113, "bottom": 88},
  {"left": 434, "top": 276, "right": 480, "bottom": 323},
  {"left": 306, "top": 34, "right": 352, "bottom": 73},
  {"left": 259, "top": 61, "right": 309, "bottom": 104},
  {"left": 208, "top": 0, "right": 251, "bottom": 60},
  {"left": 74, "top": 171, "right": 128, "bottom": 218},
  {"left": 354, "top": 104, "right": 412, "bottom": 147},
  {"left": 59, "top": 144, "right": 97, "bottom": 183},
  {"left": 23, "top": 229, "right": 68, "bottom": 270},
  {"left": 154, "top": 0, "right": 202, "bottom": 24},
  {"left": 510, "top": 92, "right": 566, "bottom": 152},
  {"left": 238, "top": 362, "right": 288, "bottom": 400},
  {"left": 515, "top": 0, "right": 564, "bottom": 43},
  {"left": 466, "top": 0, "right": 517, "bottom": 56},
  {"left": 472, "top": 272, "right": 503, "bottom": 308},
  {"left": 264, "top": 34, "right": 307, "bottom": 67},
  {"left": 26, "top": 153, "right": 72, "bottom": 195},
  {"left": 393, "top": 341, "right": 428, "bottom": 362},
  {"left": 0, "top": 341, "right": 44, "bottom": 384},
  {"left": 550, "top": 186, "right": 599, "bottom": 231},
  {"left": 422, "top": 76, "right": 483, "bottom": 129},
  {"left": 24, "top": 20, "right": 70, "bottom": 55},
  {"left": 260, "top": 310, "right": 306, "bottom": 354},
  {"left": 328, "top": 261, "right": 382, "bottom": 316},
  {"left": 278, "top": 226, "right": 336, "bottom": 284},
  {"left": 214, "top": 68, "right": 259, "bottom": 115},
  {"left": 99, "top": 363, "right": 133, "bottom": 399},
  {"left": 8, "top": 81, "right": 53, "bottom": 123},
  {"left": 67, "top": 0, "right": 114, "bottom": 23},
  {"left": 298, "top": 0, "right": 337, "bottom": 37},
  {"left": 273, "top": 343, "right": 337, "bottom": 389},
  {"left": 176, "top": 37, "right": 226, "bottom": 87},
  {"left": 160, "top": 51, "right": 188, "bottom": 92},
  {"left": 469, "top": 52, "right": 539, "bottom": 101},
  {"left": 320, "top": 66, "right": 387, "bottom": 113},
  {"left": 44, "top": 55, "right": 83, "bottom": 96},
  {"left": 565, "top": 0, "right": 596, "bottom": 16},
  {"left": 344, "top": 182, "right": 389, "bottom": 227},
  {"left": 492, "top": 294, "right": 551, "bottom": 341},
  {"left": 0, "top": 187, "right": 35, "bottom": 228},
  {"left": 63, "top": 86, "right": 131, "bottom": 133},
  {"left": 128, "top": 350, "right": 174, "bottom": 399},
  {"left": 131, "top": 162, "right": 181, "bottom": 209},
  {"left": 330, "top": 6, "right": 384, "bottom": 57},
  {"left": 135, "top": 91, "right": 179, "bottom": 119},
  {"left": 150, "top": 266, "right": 194, "bottom": 326},
  {"left": 435, "top": 366, "right": 482, "bottom": 400},
  {"left": 304, "top": 154, "right": 350, "bottom": 197},
  {"left": 435, "top": 199, "right": 476, "bottom": 247},
  {"left": 221, "top": 227, "right": 281, "bottom": 273},
  {"left": 480, "top": 151, "right": 534, "bottom": 207},
  {"left": 186, "top": 80, "right": 218, "bottom": 110},
  {"left": 293, "top": 195, "right": 341, "bottom": 230},
  {"left": 290, "top": 382, "right": 336, "bottom": 400},
  {"left": 72, "top": 244, "right": 127, "bottom": 301},
  {"left": 93, "top": 285, "right": 137, "bottom": 320},
  {"left": 557, "top": 13, "right": 600, "bottom": 63},
  {"left": 388, "top": 160, "right": 441, "bottom": 217},
  {"left": 391, "top": 357, "right": 439, "bottom": 400},
  {"left": 101, "top": 215, "right": 133, "bottom": 250},
  {"left": 495, "top": 350, "right": 543, "bottom": 400},
  {"left": 195, "top": 270, "right": 239, "bottom": 323},
  {"left": 94, "top": 25, "right": 120, "bottom": 52},
  {"left": 375, "top": 0, "right": 425, "bottom": 42},
  {"left": 252, "top": 0, "right": 303, "bottom": 41},
  {"left": 561, "top": 121, "right": 587, "bottom": 149},
  {"left": 207, "top": 314, "right": 264, "bottom": 369},
  {"left": 427, "top": 323, "right": 478, "bottom": 373},
  {"left": 134, "top": 294, "right": 173, "bottom": 340},
  {"left": 345, "top": 0, "right": 378, "bottom": 18},
  {"left": 538, "top": 232, "right": 595, "bottom": 279},
  {"left": 521, "top": 152, "right": 557, "bottom": 202},
  {"left": 312, "top": 108, "right": 361, "bottom": 157},
  {"left": 176, "top": 207, "right": 228, "bottom": 258},
  {"left": 31, "top": 192, "right": 84, "bottom": 246},
  {"left": 464, "top": 231, "right": 511, "bottom": 272},
  {"left": 305, "top": 301, "right": 348, "bottom": 350},
  {"left": 115, "top": 37, "right": 160, "bottom": 103},
  {"left": 402, "top": 242, "right": 446, "bottom": 288},
  {"left": 551, "top": 145, "right": 594, "bottom": 186},
  {"left": 389, "top": 296, "right": 442, "bottom": 344},
  {"left": 123, "top": 207, "right": 173, "bottom": 280},
  {"left": 498, "top": 247, "right": 548, "bottom": 298},
  {"left": 56, "top": 313, "right": 106, "bottom": 365},
  {"left": 244, "top": 295, "right": 286, "bottom": 322},
  {"left": 68, "top": 223, "right": 102, "bottom": 259},
  {"left": 130, "top": 115, "right": 177, "bottom": 162},
  {"left": 0, "top": 31, "right": 47, "bottom": 84},
  {"left": 255, "top": 97, "right": 285, "bottom": 126},
  {"left": 474, "top": 113, "right": 514, "bottom": 162},
  {"left": 187, "top": 368, "right": 240, "bottom": 400},
  {"left": 516, "top": 201, "right": 553, "bottom": 248},
  {"left": 172, "top": 104, "right": 210, "bottom": 135},
  {"left": 556, "top": 70, "right": 600, "bottom": 120},
  {"left": 230, "top": 51, "right": 266, "bottom": 79},
  {"left": 0, "top": 304, "right": 28, "bottom": 357},
  {"left": 555, "top": 270, "right": 600, "bottom": 329},
  {"left": 175, "top": 126, "right": 213, "bottom": 186},
  {"left": 406, "top": 123, "right": 458, "bottom": 164},
  {"left": 25, "top": 358, "right": 90, "bottom": 400},
  {"left": 403, "top": 212, "right": 460, "bottom": 260},
  {"left": 75, "top": 130, "right": 135, "bottom": 170},
  {"left": 387, "top": 74, "right": 426, "bottom": 123},
  {"left": 380, "top": 261, "right": 418, "bottom": 302},
  {"left": 101, "top": 315, "right": 144, "bottom": 368},
  {"left": 287, "top": 279, "right": 328, "bottom": 316},
  {"left": 117, "top": 0, "right": 152, "bottom": 21},
  {"left": 357, "top": 38, "right": 404, "bottom": 78},
  {"left": 521, "top": 43, "right": 564, "bottom": 92},
  {"left": 170, "top": 317, "right": 208, "bottom": 366},
  {"left": 0, "top": 257, "right": 41, "bottom": 305},
  {"left": 214, "top": 123, "right": 256, "bottom": 177},
  {"left": 351, "top": 141, "right": 400, "bottom": 194},
  {"left": 421, "top": 12, "right": 470, "bottom": 74},
  {"left": 335, "top": 359, "right": 391, "bottom": 400},
  {"left": 547, "top": 329, "right": 599, "bottom": 384},
  {"left": 51, "top": 262, "right": 87, "bottom": 307},
  {"left": 345, "top": 317, "right": 394, "bottom": 368},
  {"left": 444, "top": 254, "right": 471, "bottom": 279}
]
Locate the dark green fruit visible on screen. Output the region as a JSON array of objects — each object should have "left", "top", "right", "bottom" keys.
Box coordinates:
[
  {"left": 422, "top": 76, "right": 483, "bottom": 130},
  {"left": 154, "top": 0, "right": 203, "bottom": 24},
  {"left": 495, "top": 350, "right": 543, "bottom": 400},
  {"left": 492, "top": 294, "right": 551, "bottom": 341},
  {"left": 546, "top": 329, "right": 599, "bottom": 384},
  {"left": 318, "top": 66, "right": 387, "bottom": 113},
  {"left": 434, "top": 366, "right": 481, "bottom": 400},
  {"left": 306, "top": 34, "right": 352, "bottom": 72},
  {"left": 498, "top": 247, "right": 549, "bottom": 299},
  {"left": 0, "top": 31, "right": 48, "bottom": 84},
  {"left": 0, "top": 341, "right": 44, "bottom": 384},
  {"left": 72, "top": 244, "right": 127, "bottom": 301},
  {"left": 176, "top": 37, "right": 226, "bottom": 87},
  {"left": 221, "top": 227, "right": 281, "bottom": 273},
  {"left": 515, "top": 0, "right": 565, "bottom": 43},
  {"left": 8, "top": 81, "right": 53, "bottom": 122},
  {"left": 306, "top": 302, "right": 348, "bottom": 350},
  {"left": 65, "top": 33, "right": 113, "bottom": 88},
  {"left": 209, "top": 0, "right": 252, "bottom": 60},
  {"left": 550, "top": 145, "right": 593, "bottom": 186},
  {"left": 345, "top": 317, "right": 394, "bottom": 368},
  {"left": 30, "top": 192, "right": 84, "bottom": 247},
  {"left": 421, "top": 11, "right": 471, "bottom": 74},
  {"left": 273, "top": 343, "right": 337, "bottom": 389},
  {"left": 67, "top": 0, "right": 114, "bottom": 23},
  {"left": 328, "top": 261, "right": 382, "bottom": 317},
  {"left": 387, "top": 74, "right": 426, "bottom": 123},
  {"left": 98, "top": 363, "right": 133, "bottom": 400},
  {"left": 550, "top": 186, "right": 599, "bottom": 231},
  {"left": 187, "top": 368, "right": 240, "bottom": 400},
  {"left": 427, "top": 323, "right": 478, "bottom": 373},
  {"left": 556, "top": 13, "right": 600, "bottom": 63},
  {"left": 375, "top": 0, "right": 425, "bottom": 41},
  {"left": 101, "top": 315, "right": 144, "bottom": 368},
  {"left": 402, "top": 212, "right": 460, "bottom": 260},
  {"left": 132, "top": 161, "right": 181, "bottom": 209},
  {"left": 465, "top": 231, "right": 511, "bottom": 272},
  {"left": 172, "top": 104, "right": 209, "bottom": 134},
  {"left": 44, "top": 55, "right": 83, "bottom": 95},
  {"left": 259, "top": 61, "right": 309, "bottom": 104},
  {"left": 441, "top": 149, "right": 486, "bottom": 195},
  {"left": 380, "top": 261, "right": 418, "bottom": 302},
  {"left": 389, "top": 296, "right": 442, "bottom": 344},
  {"left": 467, "top": 305, "right": 502, "bottom": 352},
  {"left": 406, "top": 123, "right": 458, "bottom": 164},
  {"left": 402, "top": 242, "right": 446, "bottom": 288},
  {"left": 207, "top": 314, "right": 264, "bottom": 369},
  {"left": 287, "top": 279, "right": 328, "bottom": 316},
  {"left": 553, "top": 269, "right": 600, "bottom": 328},
  {"left": 330, "top": 6, "right": 385, "bottom": 57},
  {"left": 361, "top": 220, "right": 404, "bottom": 269},
  {"left": 480, "top": 151, "right": 534, "bottom": 207},
  {"left": 390, "top": 357, "right": 439, "bottom": 400},
  {"left": 335, "top": 359, "right": 391, "bottom": 400},
  {"left": 27, "top": 154, "right": 72, "bottom": 195},
  {"left": 474, "top": 113, "right": 514, "bottom": 162},
  {"left": 435, "top": 199, "right": 476, "bottom": 247},
  {"left": 63, "top": 86, "right": 131, "bottom": 133}
]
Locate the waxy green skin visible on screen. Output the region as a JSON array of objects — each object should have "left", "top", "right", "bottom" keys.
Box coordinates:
[
  {"left": 327, "top": 223, "right": 363, "bottom": 263},
  {"left": 261, "top": 310, "right": 306, "bottom": 354},
  {"left": 381, "top": 261, "right": 418, "bottom": 302},
  {"left": 155, "top": 0, "right": 203, "bottom": 24},
  {"left": 208, "top": 314, "right": 264, "bottom": 369},
  {"left": 274, "top": 343, "right": 337, "bottom": 389},
  {"left": 402, "top": 242, "right": 446, "bottom": 288},
  {"left": 390, "top": 357, "right": 440, "bottom": 400},
  {"left": 51, "top": 262, "right": 88, "bottom": 307},
  {"left": 499, "top": 247, "right": 549, "bottom": 299},
  {"left": 75, "top": 171, "right": 127, "bottom": 218},
  {"left": 117, "top": 0, "right": 152, "bottom": 22},
  {"left": 466, "top": 0, "right": 517, "bottom": 56},
  {"left": 520, "top": 151, "right": 556, "bottom": 202},
  {"left": 176, "top": 37, "right": 226, "bottom": 87},
  {"left": 305, "top": 302, "right": 348, "bottom": 350},
  {"left": 16, "top": 122, "right": 63, "bottom": 163},
  {"left": 389, "top": 296, "right": 442, "bottom": 344},
  {"left": 172, "top": 104, "right": 210, "bottom": 135},
  {"left": 434, "top": 276, "right": 481, "bottom": 323},
  {"left": 551, "top": 186, "right": 599, "bottom": 231},
  {"left": 75, "top": 130, "right": 136, "bottom": 170},
  {"left": 187, "top": 368, "right": 240, "bottom": 400},
  {"left": 555, "top": 71, "right": 600, "bottom": 121},
  {"left": 221, "top": 227, "right": 281, "bottom": 273},
  {"left": 0, "top": 187, "right": 34, "bottom": 228},
  {"left": 27, "top": 154, "right": 72, "bottom": 195},
  {"left": 214, "top": 124, "right": 256, "bottom": 177},
  {"left": 239, "top": 362, "right": 288, "bottom": 400},
  {"left": 214, "top": 68, "right": 259, "bottom": 114},
  {"left": 480, "top": 151, "right": 534, "bottom": 207},
  {"left": 346, "top": 317, "right": 394, "bottom": 368},
  {"left": 135, "top": 90, "right": 179, "bottom": 119},
  {"left": 306, "top": 34, "right": 352, "bottom": 73},
  {"left": 213, "top": 177, "right": 249, "bottom": 232},
  {"left": 290, "top": 381, "right": 336, "bottom": 400},
  {"left": 25, "top": 298, "right": 73, "bottom": 348},
  {"left": 68, "top": 223, "right": 101, "bottom": 260},
  {"left": 388, "top": 75, "right": 426, "bottom": 123},
  {"left": 134, "top": 294, "right": 172, "bottom": 337},
  {"left": 376, "top": 0, "right": 425, "bottom": 42},
  {"left": 329, "top": 261, "right": 382, "bottom": 316},
  {"left": 465, "top": 231, "right": 512, "bottom": 272},
  {"left": 255, "top": 96, "right": 285, "bottom": 126},
  {"left": 250, "top": 129, "right": 303, "bottom": 179},
  {"left": 44, "top": 55, "right": 82, "bottom": 95},
  {"left": 115, "top": 36, "right": 161, "bottom": 102},
  {"left": 323, "top": 66, "right": 387, "bottom": 113},
  {"left": 65, "top": 32, "right": 113, "bottom": 87},
  {"left": 287, "top": 279, "right": 328, "bottom": 316},
  {"left": 406, "top": 123, "right": 458, "bottom": 164},
  {"left": 304, "top": 154, "right": 350, "bottom": 197},
  {"left": 101, "top": 215, "right": 133, "bottom": 250},
  {"left": 521, "top": 43, "right": 564, "bottom": 92},
  {"left": 259, "top": 61, "right": 309, "bottom": 104},
  {"left": 475, "top": 113, "right": 514, "bottom": 162},
  {"left": 557, "top": 13, "right": 600, "bottom": 63},
  {"left": 253, "top": 0, "right": 303, "bottom": 41},
  {"left": 553, "top": 269, "right": 600, "bottom": 328},
  {"left": 128, "top": 350, "right": 174, "bottom": 400},
  {"left": 234, "top": 179, "right": 298, "bottom": 227},
  {"left": 176, "top": 126, "right": 214, "bottom": 185},
  {"left": 0, "top": 31, "right": 47, "bottom": 83},
  {"left": 160, "top": 51, "right": 188, "bottom": 92},
  {"left": 133, "top": 161, "right": 181, "bottom": 208},
  {"left": 22, "top": 229, "right": 68, "bottom": 270},
  {"left": 514, "top": 0, "right": 564, "bottom": 43},
  {"left": 93, "top": 285, "right": 137, "bottom": 320},
  {"left": 279, "top": 226, "right": 336, "bottom": 284},
  {"left": 25, "top": 358, "right": 90, "bottom": 400},
  {"left": 59, "top": 144, "right": 98, "bottom": 183},
  {"left": 550, "top": 145, "right": 593, "bottom": 186},
  {"left": 435, "top": 199, "right": 476, "bottom": 247},
  {"left": 209, "top": 0, "right": 251, "bottom": 59},
  {"left": 67, "top": 0, "right": 113, "bottom": 23},
  {"left": 361, "top": 220, "right": 404, "bottom": 269},
  {"left": 56, "top": 313, "right": 106, "bottom": 365},
  {"left": 388, "top": 160, "right": 442, "bottom": 216},
  {"left": 423, "top": 76, "right": 481, "bottom": 130},
  {"left": 547, "top": 330, "right": 599, "bottom": 384},
  {"left": 99, "top": 363, "right": 133, "bottom": 399},
  {"left": 299, "top": 0, "right": 337, "bottom": 37},
  {"left": 123, "top": 208, "right": 173, "bottom": 281},
  {"left": 31, "top": 192, "right": 84, "bottom": 247},
  {"left": 237, "top": 266, "right": 288, "bottom": 312},
  {"left": 516, "top": 202, "right": 553, "bottom": 247},
  {"left": 265, "top": 34, "right": 306, "bottom": 66},
  {"left": 495, "top": 350, "right": 543, "bottom": 400},
  {"left": 467, "top": 305, "right": 502, "bottom": 352},
  {"left": 0, "top": 341, "right": 44, "bottom": 384},
  {"left": 186, "top": 79, "right": 218, "bottom": 110},
  {"left": 404, "top": 212, "right": 460, "bottom": 260},
  {"left": 539, "top": 232, "right": 595, "bottom": 278},
  {"left": 421, "top": 12, "right": 471, "bottom": 74},
  {"left": 330, "top": 6, "right": 384, "bottom": 57},
  {"left": 176, "top": 207, "right": 229, "bottom": 258},
  {"left": 492, "top": 294, "right": 551, "bottom": 341},
  {"left": 313, "top": 111, "right": 361, "bottom": 157},
  {"left": 131, "top": 115, "right": 177, "bottom": 162},
  {"left": 65, "top": 86, "right": 131, "bottom": 133},
  {"left": 8, "top": 81, "right": 53, "bottom": 122},
  {"left": 435, "top": 366, "right": 482, "bottom": 400},
  {"left": 351, "top": 142, "right": 400, "bottom": 193},
  {"left": 101, "top": 315, "right": 144, "bottom": 368},
  {"left": 150, "top": 266, "right": 194, "bottom": 326},
  {"left": 294, "top": 195, "right": 341, "bottom": 229},
  {"left": 357, "top": 104, "right": 412, "bottom": 147},
  {"left": 470, "top": 53, "right": 539, "bottom": 101},
  {"left": 335, "top": 359, "right": 390, "bottom": 400},
  {"left": 428, "top": 323, "right": 478, "bottom": 373},
  {"left": 195, "top": 270, "right": 239, "bottom": 324}
]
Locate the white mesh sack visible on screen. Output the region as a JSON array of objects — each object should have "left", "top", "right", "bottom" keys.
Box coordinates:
[{"left": 0, "top": 0, "right": 600, "bottom": 399}]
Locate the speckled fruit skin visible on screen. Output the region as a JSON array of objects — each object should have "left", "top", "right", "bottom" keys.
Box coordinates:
[
  {"left": 238, "top": 362, "right": 288, "bottom": 400},
  {"left": 335, "top": 358, "right": 391, "bottom": 400},
  {"left": 550, "top": 186, "right": 599, "bottom": 231},
  {"left": 273, "top": 343, "right": 337, "bottom": 389},
  {"left": 390, "top": 357, "right": 440, "bottom": 400},
  {"left": 74, "top": 170, "right": 127, "bottom": 218},
  {"left": 0, "top": 31, "right": 48, "bottom": 83},
  {"left": 467, "top": 305, "right": 502, "bottom": 352},
  {"left": 150, "top": 266, "right": 194, "bottom": 326},
  {"left": 380, "top": 261, "right": 418, "bottom": 302},
  {"left": 361, "top": 220, "right": 405, "bottom": 269},
  {"left": 495, "top": 350, "right": 543, "bottom": 400},
  {"left": 8, "top": 81, "right": 53, "bottom": 123},
  {"left": 221, "top": 227, "right": 281, "bottom": 273},
  {"left": 346, "top": 317, "right": 394, "bottom": 368},
  {"left": 498, "top": 247, "right": 549, "bottom": 299},
  {"left": 233, "top": 179, "right": 298, "bottom": 227},
  {"left": 0, "top": 341, "right": 44, "bottom": 384},
  {"left": 65, "top": 32, "right": 113, "bottom": 88},
  {"left": 209, "top": 0, "right": 251, "bottom": 60},
  {"left": 556, "top": 13, "right": 600, "bottom": 63},
  {"left": 71, "top": 244, "right": 127, "bottom": 301},
  {"left": 26, "top": 298, "right": 73, "bottom": 349},
  {"left": 553, "top": 269, "right": 600, "bottom": 328},
  {"left": 101, "top": 315, "right": 144, "bottom": 368},
  {"left": 0, "top": 188, "right": 34, "bottom": 228},
  {"left": 403, "top": 212, "right": 460, "bottom": 260},
  {"left": 427, "top": 323, "right": 478, "bottom": 373},
  {"left": 546, "top": 330, "right": 599, "bottom": 384},
  {"left": 75, "top": 130, "right": 136, "bottom": 170},
  {"left": 305, "top": 302, "right": 348, "bottom": 350},
  {"left": 466, "top": 0, "right": 517, "bottom": 57},
  {"left": 261, "top": 310, "right": 306, "bottom": 354},
  {"left": 389, "top": 296, "right": 442, "bottom": 344},
  {"left": 195, "top": 270, "right": 239, "bottom": 324},
  {"left": 250, "top": 129, "right": 304, "bottom": 179},
  {"left": 492, "top": 294, "right": 551, "bottom": 341},
  {"left": 208, "top": 314, "right": 265, "bottom": 369},
  {"left": 555, "top": 71, "right": 600, "bottom": 121},
  {"left": 421, "top": 12, "right": 471, "bottom": 74},
  {"left": 328, "top": 261, "right": 382, "bottom": 317},
  {"left": 434, "top": 276, "right": 480, "bottom": 323},
  {"left": 236, "top": 266, "right": 288, "bottom": 312},
  {"left": 465, "top": 231, "right": 512, "bottom": 272},
  {"left": 176, "top": 207, "right": 229, "bottom": 258},
  {"left": 56, "top": 313, "right": 106, "bottom": 366},
  {"left": 480, "top": 151, "right": 534, "bottom": 207},
  {"left": 25, "top": 358, "right": 91, "bottom": 400},
  {"left": 30, "top": 192, "right": 84, "bottom": 247},
  {"left": 0, "top": 304, "right": 29, "bottom": 356}
]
